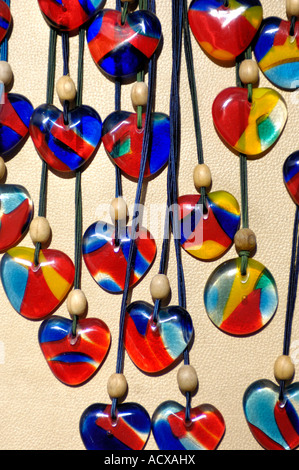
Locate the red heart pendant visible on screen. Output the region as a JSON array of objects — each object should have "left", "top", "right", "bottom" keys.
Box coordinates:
[
  {"left": 0, "top": 0, "right": 11, "bottom": 44},
  {"left": 38, "top": 315, "right": 111, "bottom": 386}
]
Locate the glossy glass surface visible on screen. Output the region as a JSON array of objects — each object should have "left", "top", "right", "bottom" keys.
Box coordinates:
[
  {"left": 124, "top": 301, "right": 193, "bottom": 374},
  {"left": 243, "top": 379, "right": 299, "bottom": 450},
  {"left": 87, "top": 9, "right": 162, "bottom": 79},
  {"left": 29, "top": 103, "right": 102, "bottom": 173},
  {"left": 0, "top": 0, "right": 11, "bottom": 43},
  {"left": 255, "top": 18, "right": 299, "bottom": 90},
  {"left": 152, "top": 400, "right": 225, "bottom": 450},
  {"left": 0, "top": 247, "right": 75, "bottom": 320},
  {"left": 178, "top": 191, "right": 240, "bottom": 261},
  {"left": 0, "top": 93, "right": 34, "bottom": 157},
  {"left": 38, "top": 315, "right": 110, "bottom": 386},
  {"left": 283, "top": 151, "right": 299, "bottom": 205},
  {"left": 37, "top": 0, "right": 105, "bottom": 32},
  {"left": 212, "top": 87, "right": 287, "bottom": 156},
  {"left": 80, "top": 402, "right": 151, "bottom": 450},
  {"left": 82, "top": 221, "right": 156, "bottom": 294},
  {"left": 188, "top": 0, "right": 262, "bottom": 63},
  {"left": 0, "top": 184, "right": 33, "bottom": 252},
  {"left": 204, "top": 257, "right": 278, "bottom": 336},
  {"left": 102, "top": 111, "right": 170, "bottom": 179}
]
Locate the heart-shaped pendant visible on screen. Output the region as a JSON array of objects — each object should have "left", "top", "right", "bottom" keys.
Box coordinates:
[
  {"left": 29, "top": 103, "right": 102, "bottom": 173},
  {"left": 204, "top": 257, "right": 278, "bottom": 336},
  {"left": 283, "top": 151, "right": 299, "bottom": 205},
  {"left": 152, "top": 400, "right": 225, "bottom": 450},
  {"left": 82, "top": 221, "right": 156, "bottom": 294},
  {"left": 254, "top": 17, "right": 299, "bottom": 90},
  {"left": 243, "top": 379, "right": 299, "bottom": 450},
  {"left": 212, "top": 87, "right": 287, "bottom": 156},
  {"left": 0, "top": 93, "right": 34, "bottom": 158},
  {"left": 0, "top": 0, "right": 11, "bottom": 44},
  {"left": 188, "top": 0, "right": 263, "bottom": 63},
  {"left": 0, "top": 247, "right": 75, "bottom": 320},
  {"left": 80, "top": 402, "right": 151, "bottom": 450},
  {"left": 38, "top": 315, "right": 111, "bottom": 386},
  {"left": 37, "top": 0, "right": 105, "bottom": 32},
  {"left": 178, "top": 191, "right": 240, "bottom": 261},
  {"left": 0, "top": 184, "right": 33, "bottom": 252},
  {"left": 87, "top": 9, "right": 162, "bottom": 79},
  {"left": 124, "top": 301, "right": 193, "bottom": 374},
  {"left": 102, "top": 111, "right": 170, "bottom": 180}
]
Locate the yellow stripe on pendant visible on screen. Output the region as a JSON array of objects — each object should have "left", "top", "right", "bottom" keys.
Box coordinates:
[{"left": 39, "top": 252, "right": 72, "bottom": 300}]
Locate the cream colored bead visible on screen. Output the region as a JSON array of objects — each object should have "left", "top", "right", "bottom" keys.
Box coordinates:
[
  {"left": 0, "top": 61, "right": 13, "bottom": 86},
  {"left": 131, "top": 81, "right": 148, "bottom": 107},
  {"left": 56, "top": 75, "right": 77, "bottom": 102},
  {"left": 150, "top": 274, "right": 171, "bottom": 300},
  {"left": 29, "top": 216, "right": 51, "bottom": 245},
  {"left": 287, "top": 0, "right": 299, "bottom": 17},
  {"left": 274, "top": 355, "right": 295, "bottom": 382},
  {"left": 107, "top": 373, "right": 128, "bottom": 399},
  {"left": 239, "top": 59, "right": 259, "bottom": 85},
  {"left": 109, "top": 197, "right": 128, "bottom": 222},
  {"left": 67, "top": 289, "right": 87, "bottom": 317},
  {"left": 193, "top": 164, "right": 212, "bottom": 190},
  {"left": 177, "top": 365, "right": 198, "bottom": 393},
  {"left": 0, "top": 157, "right": 6, "bottom": 180},
  {"left": 234, "top": 228, "right": 256, "bottom": 254}
]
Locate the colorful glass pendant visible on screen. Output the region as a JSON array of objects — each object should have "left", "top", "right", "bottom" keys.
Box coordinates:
[
  {"left": 124, "top": 301, "right": 193, "bottom": 374},
  {"left": 243, "top": 379, "right": 299, "bottom": 450},
  {"left": 37, "top": 0, "right": 105, "bottom": 32},
  {"left": 0, "top": 184, "right": 33, "bottom": 252},
  {"left": 152, "top": 400, "right": 225, "bottom": 450},
  {"left": 80, "top": 402, "right": 151, "bottom": 450},
  {"left": 254, "top": 17, "right": 299, "bottom": 90},
  {"left": 0, "top": 0, "right": 11, "bottom": 43},
  {"left": 188, "top": 0, "right": 263, "bottom": 63},
  {"left": 82, "top": 221, "right": 156, "bottom": 293},
  {"left": 283, "top": 151, "right": 299, "bottom": 205},
  {"left": 178, "top": 191, "right": 240, "bottom": 261},
  {"left": 102, "top": 111, "right": 170, "bottom": 180},
  {"left": 29, "top": 103, "right": 102, "bottom": 173},
  {"left": 38, "top": 315, "right": 111, "bottom": 386},
  {"left": 212, "top": 87, "right": 288, "bottom": 156},
  {"left": 204, "top": 257, "right": 278, "bottom": 335},
  {"left": 0, "top": 246, "right": 75, "bottom": 320},
  {"left": 87, "top": 9, "right": 162, "bottom": 79}
]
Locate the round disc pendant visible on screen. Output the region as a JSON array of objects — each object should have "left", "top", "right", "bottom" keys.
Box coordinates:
[
  {"left": 204, "top": 257, "right": 278, "bottom": 336},
  {"left": 283, "top": 151, "right": 299, "bottom": 205}
]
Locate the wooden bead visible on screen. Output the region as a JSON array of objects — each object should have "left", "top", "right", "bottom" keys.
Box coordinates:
[
  {"left": 109, "top": 197, "right": 128, "bottom": 222},
  {"left": 234, "top": 228, "right": 256, "bottom": 253},
  {"left": 274, "top": 355, "right": 295, "bottom": 382},
  {"left": 193, "top": 164, "right": 212, "bottom": 190},
  {"left": 177, "top": 365, "right": 198, "bottom": 393},
  {"left": 0, "top": 157, "right": 6, "bottom": 180},
  {"left": 0, "top": 61, "right": 13, "bottom": 86},
  {"left": 29, "top": 216, "right": 51, "bottom": 245},
  {"left": 150, "top": 274, "right": 171, "bottom": 300},
  {"left": 67, "top": 289, "right": 87, "bottom": 317},
  {"left": 287, "top": 0, "right": 299, "bottom": 17},
  {"left": 56, "top": 75, "right": 77, "bottom": 102},
  {"left": 239, "top": 59, "right": 259, "bottom": 85},
  {"left": 131, "top": 81, "right": 148, "bottom": 107},
  {"left": 107, "top": 373, "right": 128, "bottom": 399}
]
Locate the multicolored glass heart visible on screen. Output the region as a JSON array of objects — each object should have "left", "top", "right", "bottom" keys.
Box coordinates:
[
  {"left": 243, "top": 379, "right": 299, "bottom": 450},
  {"left": 204, "top": 257, "right": 278, "bottom": 336},
  {"left": 102, "top": 111, "right": 170, "bottom": 180},
  {"left": 212, "top": 87, "right": 288, "bottom": 156},
  {"left": 0, "top": 184, "right": 33, "bottom": 252},
  {"left": 38, "top": 315, "right": 111, "bottom": 386},
  {"left": 0, "top": 0, "right": 11, "bottom": 44},
  {"left": 82, "top": 221, "right": 156, "bottom": 294},
  {"left": 37, "top": 0, "right": 105, "bottom": 32},
  {"left": 1, "top": 247, "right": 75, "bottom": 320},
  {"left": 188, "top": 0, "right": 263, "bottom": 63},
  {"left": 124, "top": 301, "right": 193, "bottom": 374},
  {"left": 80, "top": 402, "right": 151, "bottom": 450},
  {"left": 87, "top": 9, "right": 162, "bottom": 79},
  {"left": 283, "top": 151, "right": 299, "bottom": 205},
  {"left": 152, "top": 401, "right": 225, "bottom": 450},
  {"left": 178, "top": 191, "right": 240, "bottom": 261},
  {"left": 29, "top": 103, "right": 102, "bottom": 173}
]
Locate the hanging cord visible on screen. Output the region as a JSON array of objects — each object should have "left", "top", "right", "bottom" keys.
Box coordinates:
[
  {"left": 0, "top": 0, "right": 10, "bottom": 62},
  {"left": 34, "top": 28, "right": 57, "bottom": 266}
]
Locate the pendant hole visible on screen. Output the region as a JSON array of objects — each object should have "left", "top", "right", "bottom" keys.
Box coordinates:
[
  {"left": 31, "top": 264, "right": 41, "bottom": 273},
  {"left": 240, "top": 271, "right": 249, "bottom": 284},
  {"left": 289, "top": 35, "right": 296, "bottom": 44},
  {"left": 69, "top": 331, "right": 80, "bottom": 346}
]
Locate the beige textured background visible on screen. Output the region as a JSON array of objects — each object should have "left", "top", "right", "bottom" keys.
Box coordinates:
[{"left": 0, "top": 0, "right": 298, "bottom": 451}]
